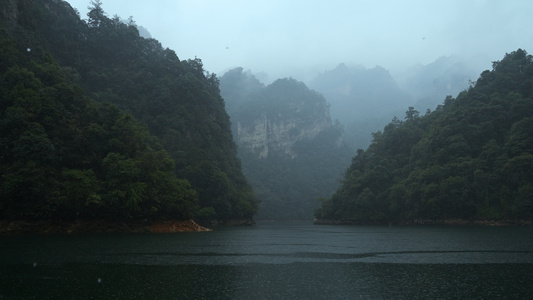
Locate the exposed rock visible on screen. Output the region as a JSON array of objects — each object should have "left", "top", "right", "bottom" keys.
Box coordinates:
[
  {"left": 232, "top": 78, "right": 336, "bottom": 160},
  {"left": 0, "top": 219, "right": 211, "bottom": 234},
  {"left": 236, "top": 115, "right": 332, "bottom": 159}
]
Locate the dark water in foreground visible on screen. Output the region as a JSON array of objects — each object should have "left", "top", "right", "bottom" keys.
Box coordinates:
[{"left": 1, "top": 222, "right": 532, "bottom": 299}]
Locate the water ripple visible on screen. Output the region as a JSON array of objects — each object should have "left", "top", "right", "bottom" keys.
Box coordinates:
[{"left": 101, "top": 250, "right": 533, "bottom": 264}]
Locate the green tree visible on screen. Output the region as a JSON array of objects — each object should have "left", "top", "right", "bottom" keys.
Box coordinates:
[{"left": 316, "top": 49, "right": 533, "bottom": 223}]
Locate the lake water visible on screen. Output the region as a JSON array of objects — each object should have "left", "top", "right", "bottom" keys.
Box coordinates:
[{"left": 1, "top": 221, "right": 532, "bottom": 299}]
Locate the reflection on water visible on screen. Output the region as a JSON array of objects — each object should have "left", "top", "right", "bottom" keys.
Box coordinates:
[{"left": 1, "top": 222, "right": 532, "bottom": 299}]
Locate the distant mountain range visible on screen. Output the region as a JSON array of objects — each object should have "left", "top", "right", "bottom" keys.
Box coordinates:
[{"left": 307, "top": 56, "right": 481, "bottom": 150}]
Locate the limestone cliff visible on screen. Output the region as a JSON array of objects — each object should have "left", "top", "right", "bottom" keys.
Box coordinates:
[
  {"left": 235, "top": 105, "right": 333, "bottom": 158},
  {"left": 220, "top": 70, "right": 353, "bottom": 220},
  {"left": 231, "top": 77, "right": 338, "bottom": 159}
]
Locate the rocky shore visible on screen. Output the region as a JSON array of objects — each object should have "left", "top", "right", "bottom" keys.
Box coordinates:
[{"left": 0, "top": 219, "right": 211, "bottom": 234}]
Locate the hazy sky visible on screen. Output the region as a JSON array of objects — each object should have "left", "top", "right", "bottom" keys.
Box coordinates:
[{"left": 66, "top": 0, "right": 533, "bottom": 82}]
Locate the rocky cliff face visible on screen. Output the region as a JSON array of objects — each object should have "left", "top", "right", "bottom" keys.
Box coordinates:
[
  {"left": 235, "top": 113, "right": 334, "bottom": 159},
  {"left": 233, "top": 85, "right": 335, "bottom": 159},
  {"left": 220, "top": 71, "right": 353, "bottom": 220}
]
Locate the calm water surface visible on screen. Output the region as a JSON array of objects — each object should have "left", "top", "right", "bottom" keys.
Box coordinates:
[{"left": 1, "top": 222, "right": 532, "bottom": 299}]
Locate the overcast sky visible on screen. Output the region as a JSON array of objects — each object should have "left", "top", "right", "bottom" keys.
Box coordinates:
[{"left": 66, "top": 0, "right": 533, "bottom": 82}]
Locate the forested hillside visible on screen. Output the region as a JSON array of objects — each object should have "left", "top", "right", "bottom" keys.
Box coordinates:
[
  {"left": 0, "top": 0, "right": 258, "bottom": 222},
  {"left": 220, "top": 69, "right": 352, "bottom": 219},
  {"left": 316, "top": 49, "right": 533, "bottom": 223}
]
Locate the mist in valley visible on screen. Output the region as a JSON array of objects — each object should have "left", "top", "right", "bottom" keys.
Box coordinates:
[
  {"left": 3, "top": 2, "right": 533, "bottom": 299},
  {"left": 62, "top": 0, "right": 533, "bottom": 220}
]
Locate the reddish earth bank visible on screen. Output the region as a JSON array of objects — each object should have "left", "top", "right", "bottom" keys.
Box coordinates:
[{"left": 0, "top": 219, "right": 211, "bottom": 234}]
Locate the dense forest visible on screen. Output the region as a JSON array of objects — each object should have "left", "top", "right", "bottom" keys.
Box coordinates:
[
  {"left": 316, "top": 49, "right": 533, "bottom": 223},
  {"left": 0, "top": 0, "right": 258, "bottom": 223},
  {"left": 220, "top": 69, "right": 352, "bottom": 219}
]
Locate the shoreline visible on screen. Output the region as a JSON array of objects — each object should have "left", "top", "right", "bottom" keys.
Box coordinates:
[
  {"left": 313, "top": 218, "right": 533, "bottom": 226},
  {"left": 0, "top": 219, "right": 212, "bottom": 234}
]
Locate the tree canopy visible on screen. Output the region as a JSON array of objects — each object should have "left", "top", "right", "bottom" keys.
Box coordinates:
[
  {"left": 0, "top": 0, "right": 258, "bottom": 222},
  {"left": 316, "top": 49, "right": 533, "bottom": 223}
]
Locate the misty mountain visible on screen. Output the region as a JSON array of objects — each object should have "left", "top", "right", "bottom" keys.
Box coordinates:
[
  {"left": 136, "top": 25, "right": 152, "bottom": 39},
  {"left": 397, "top": 55, "right": 480, "bottom": 112},
  {"left": 0, "top": 0, "right": 258, "bottom": 223},
  {"left": 120, "top": 17, "right": 152, "bottom": 39},
  {"left": 219, "top": 67, "right": 265, "bottom": 117},
  {"left": 308, "top": 57, "right": 481, "bottom": 151},
  {"left": 316, "top": 49, "right": 533, "bottom": 223},
  {"left": 220, "top": 69, "right": 352, "bottom": 220},
  {"left": 309, "top": 64, "right": 411, "bottom": 150}
]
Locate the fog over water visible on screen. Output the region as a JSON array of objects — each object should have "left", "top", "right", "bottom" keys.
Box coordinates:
[
  {"left": 2, "top": 223, "right": 533, "bottom": 299},
  {"left": 66, "top": 0, "right": 533, "bottom": 82}
]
